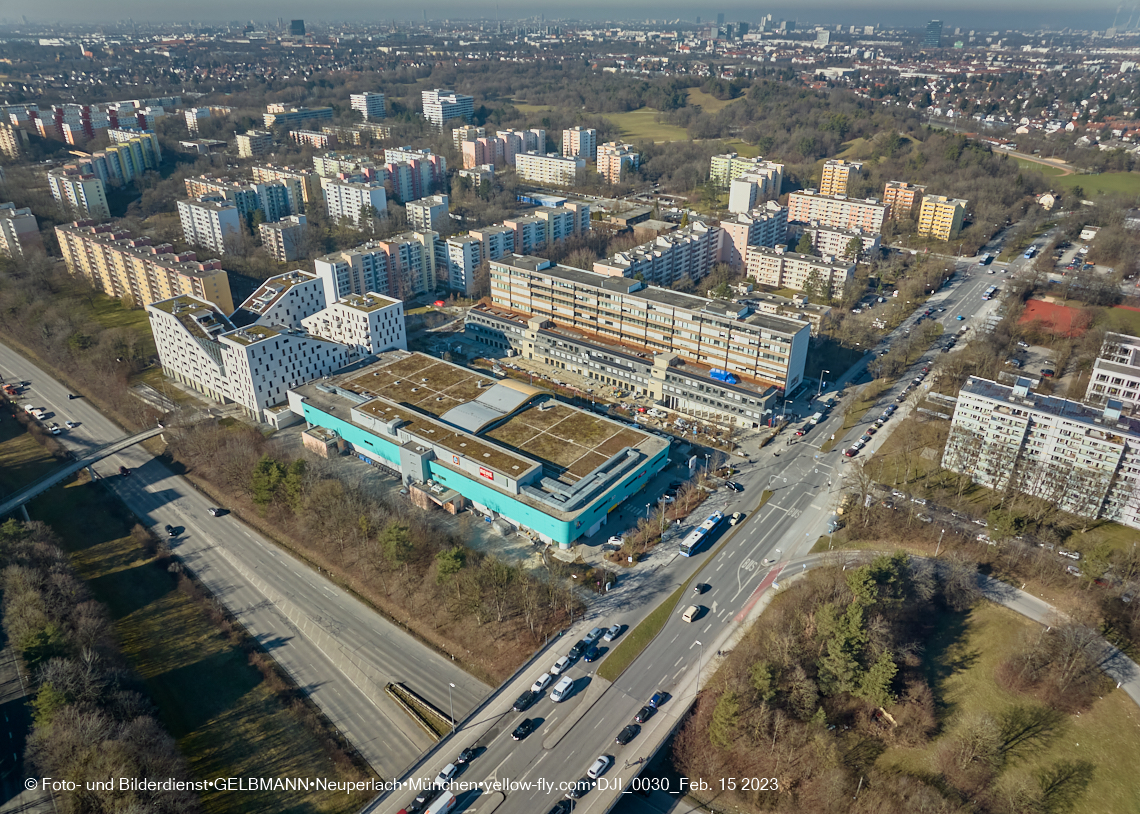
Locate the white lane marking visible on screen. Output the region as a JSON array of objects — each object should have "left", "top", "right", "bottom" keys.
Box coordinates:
[{"left": 673, "top": 657, "right": 683, "bottom": 667}]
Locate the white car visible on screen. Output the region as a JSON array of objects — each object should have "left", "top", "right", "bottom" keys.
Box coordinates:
[
  {"left": 434, "top": 763, "right": 458, "bottom": 787},
  {"left": 531, "top": 673, "right": 553, "bottom": 693},
  {"left": 587, "top": 755, "right": 613, "bottom": 780},
  {"left": 602, "top": 624, "right": 622, "bottom": 642},
  {"left": 606, "top": 535, "right": 623, "bottom": 547},
  {"left": 550, "top": 656, "right": 572, "bottom": 676},
  {"left": 65, "top": 420, "right": 78, "bottom": 429}
]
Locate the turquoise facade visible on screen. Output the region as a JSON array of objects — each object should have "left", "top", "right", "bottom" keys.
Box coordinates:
[{"left": 300, "top": 401, "right": 669, "bottom": 546}]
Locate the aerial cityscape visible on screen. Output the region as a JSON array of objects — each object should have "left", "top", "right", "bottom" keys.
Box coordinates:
[{"left": 2, "top": 7, "right": 1140, "bottom": 814}]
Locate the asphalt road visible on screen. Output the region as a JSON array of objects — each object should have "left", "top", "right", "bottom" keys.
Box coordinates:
[{"left": 0, "top": 341, "right": 487, "bottom": 778}]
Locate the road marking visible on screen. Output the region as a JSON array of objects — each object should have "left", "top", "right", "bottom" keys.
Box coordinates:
[
  {"left": 673, "top": 669, "right": 683, "bottom": 680},
  {"left": 673, "top": 657, "right": 683, "bottom": 667},
  {"left": 715, "top": 562, "right": 724, "bottom": 571}
]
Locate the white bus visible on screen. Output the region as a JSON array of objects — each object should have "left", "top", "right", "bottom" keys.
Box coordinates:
[{"left": 679, "top": 512, "right": 724, "bottom": 557}]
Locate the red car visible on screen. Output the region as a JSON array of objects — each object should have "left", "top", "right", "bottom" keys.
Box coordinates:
[{"left": 843, "top": 448, "right": 858, "bottom": 457}]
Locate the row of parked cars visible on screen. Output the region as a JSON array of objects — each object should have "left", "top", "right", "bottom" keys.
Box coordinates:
[{"left": 843, "top": 403, "right": 899, "bottom": 457}]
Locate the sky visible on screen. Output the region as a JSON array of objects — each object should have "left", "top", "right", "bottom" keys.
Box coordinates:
[{"left": 11, "top": 0, "right": 1124, "bottom": 30}]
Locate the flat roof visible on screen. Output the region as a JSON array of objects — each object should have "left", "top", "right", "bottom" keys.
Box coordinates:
[
  {"left": 962, "top": 376, "right": 1140, "bottom": 436},
  {"left": 149, "top": 295, "right": 234, "bottom": 342},
  {"left": 340, "top": 292, "right": 400, "bottom": 313}
]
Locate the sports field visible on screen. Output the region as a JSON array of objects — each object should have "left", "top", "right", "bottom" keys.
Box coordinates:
[
  {"left": 1055, "top": 171, "right": 1140, "bottom": 195},
  {"left": 1018, "top": 298, "right": 1089, "bottom": 337}
]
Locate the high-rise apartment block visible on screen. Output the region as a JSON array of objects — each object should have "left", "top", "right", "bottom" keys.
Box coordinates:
[
  {"left": 462, "top": 137, "right": 506, "bottom": 170},
  {"left": 592, "top": 221, "right": 720, "bottom": 287},
  {"left": 916, "top": 195, "right": 967, "bottom": 240},
  {"left": 943, "top": 376, "right": 1140, "bottom": 531},
  {"left": 709, "top": 153, "right": 784, "bottom": 190},
  {"left": 516, "top": 152, "right": 585, "bottom": 186},
  {"left": 882, "top": 181, "right": 926, "bottom": 221},
  {"left": 321, "top": 123, "right": 392, "bottom": 145},
  {"left": 1086, "top": 332, "right": 1140, "bottom": 413},
  {"left": 453, "top": 125, "right": 487, "bottom": 150},
  {"left": 236, "top": 129, "right": 274, "bottom": 158},
  {"left": 744, "top": 245, "right": 855, "bottom": 299},
  {"left": 107, "top": 128, "right": 161, "bottom": 165},
  {"left": 178, "top": 196, "right": 243, "bottom": 254},
  {"left": 718, "top": 202, "right": 788, "bottom": 270},
  {"left": 251, "top": 165, "right": 319, "bottom": 208},
  {"left": 444, "top": 235, "right": 484, "bottom": 295},
  {"left": 48, "top": 168, "right": 110, "bottom": 220},
  {"left": 489, "top": 255, "right": 811, "bottom": 392},
  {"left": 0, "top": 203, "right": 42, "bottom": 258},
  {"left": 314, "top": 231, "right": 437, "bottom": 301},
  {"left": 596, "top": 142, "right": 640, "bottom": 184},
  {"left": 407, "top": 194, "right": 449, "bottom": 231},
  {"left": 728, "top": 171, "right": 782, "bottom": 213},
  {"left": 320, "top": 176, "right": 388, "bottom": 227},
  {"left": 289, "top": 130, "right": 336, "bottom": 149},
  {"left": 787, "top": 191, "right": 888, "bottom": 235},
  {"left": 500, "top": 128, "right": 546, "bottom": 156},
  {"left": 299, "top": 293, "right": 406, "bottom": 357},
  {"left": 350, "top": 92, "right": 386, "bottom": 121},
  {"left": 259, "top": 215, "right": 308, "bottom": 262},
  {"left": 421, "top": 89, "right": 474, "bottom": 128},
  {"left": 819, "top": 159, "right": 863, "bottom": 197},
  {"left": 797, "top": 222, "right": 880, "bottom": 260},
  {"left": 263, "top": 105, "right": 334, "bottom": 128},
  {"left": 383, "top": 146, "right": 447, "bottom": 202},
  {"left": 56, "top": 221, "right": 234, "bottom": 312},
  {"left": 184, "top": 175, "right": 301, "bottom": 222},
  {"left": 0, "top": 123, "right": 30, "bottom": 159},
  {"left": 562, "top": 127, "right": 597, "bottom": 162},
  {"left": 184, "top": 106, "right": 230, "bottom": 133},
  {"left": 925, "top": 20, "right": 942, "bottom": 47}
]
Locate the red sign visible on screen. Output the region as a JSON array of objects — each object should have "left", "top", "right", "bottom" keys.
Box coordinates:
[{"left": 478, "top": 467, "right": 494, "bottom": 481}]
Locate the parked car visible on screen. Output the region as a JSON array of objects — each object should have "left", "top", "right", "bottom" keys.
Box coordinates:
[
  {"left": 725, "top": 481, "right": 743, "bottom": 492},
  {"left": 65, "top": 420, "right": 79, "bottom": 429},
  {"left": 584, "top": 627, "right": 605, "bottom": 645},
  {"left": 603, "top": 624, "right": 622, "bottom": 642},
  {"left": 730, "top": 511, "right": 745, "bottom": 525},
  {"left": 635, "top": 705, "right": 656, "bottom": 723},
  {"left": 568, "top": 639, "right": 589, "bottom": 660},
  {"left": 1041, "top": 369, "right": 1055, "bottom": 378},
  {"left": 843, "top": 448, "right": 858, "bottom": 457},
  {"left": 606, "top": 535, "right": 623, "bottom": 547}
]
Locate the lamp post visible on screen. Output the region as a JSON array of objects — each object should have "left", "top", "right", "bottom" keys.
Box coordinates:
[
  {"left": 448, "top": 682, "right": 456, "bottom": 732},
  {"left": 783, "top": 399, "right": 792, "bottom": 421},
  {"left": 935, "top": 528, "right": 945, "bottom": 558},
  {"left": 694, "top": 640, "right": 704, "bottom": 696},
  {"left": 645, "top": 503, "right": 651, "bottom": 521},
  {"left": 817, "top": 369, "right": 830, "bottom": 398}
]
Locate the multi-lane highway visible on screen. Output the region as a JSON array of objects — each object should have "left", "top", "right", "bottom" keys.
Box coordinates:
[{"left": 0, "top": 341, "right": 487, "bottom": 778}]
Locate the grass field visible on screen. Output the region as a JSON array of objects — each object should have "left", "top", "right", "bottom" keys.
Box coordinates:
[
  {"left": 0, "top": 414, "right": 59, "bottom": 494},
  {"left": 601, "top": 108, "right": 691, "bottom": 143},
  {"left": 29, "top": 478, "right": 365, "bottom": 814},
  {"left": 685, "top": 88, "right": 736, "bottom": 114},
  {"left": 1054, "top": 172, "right": 1140, "bottom": 195},
  {"left": 1013, "top": 156, "right": 1067, "bottom": 178},
  {"left": 508, "top": 100, "right": 554, "bottom": 115},
  {"left": 1102, "top": 306, "right": 1140, "bottom": 335},
  {"left": 878, "top": 602, "right": 1140, "bottom": 814},
  {"left": 717, "top": 138, "right": 760, "bottom": 158}
]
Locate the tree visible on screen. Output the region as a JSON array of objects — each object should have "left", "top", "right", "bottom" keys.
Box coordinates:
[
  {"left": 795, "top": 232, "right": 815, "bottom": 255},
  {"left": 381, "top": 522, "right": 414, "bottom": 571},
  {"left": 250, "top": 455, "right": 286, "bottom": 508},
  {"left": 845, "top": 236, "right": 864, "bottom": 258},
  {"left": 709, "top": 690, "right": 740, "bottom": 749}
]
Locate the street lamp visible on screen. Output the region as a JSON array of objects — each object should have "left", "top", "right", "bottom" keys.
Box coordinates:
[
  {"left": 704, "top": 453, "right": 711, "bottom": 472},
  {"left": 935, "top": 528, "right": 945, "bottom": 557},
  {"left": 694, "top": 640, "right": 704, "bottom": 696},
  {"left": 817, "top": 369, "right": 830, "bottom": 398},
  {"left": 448, "top": 682, "right": 456, "bottom": 732},
  {"left": 645, "top": 503, "right": 652, "bottom": 521}
]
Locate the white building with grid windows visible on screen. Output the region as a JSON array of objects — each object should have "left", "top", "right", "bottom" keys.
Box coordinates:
[
  {"left": 1086, "top": 332, "right": 1140, "bottom": 414},
  {"left": 177, "top": 196, "right": 243, "bottom": 255}
]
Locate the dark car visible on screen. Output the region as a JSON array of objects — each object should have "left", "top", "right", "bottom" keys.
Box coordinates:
[
  {"left": 513, "top": 689, "right": 538, "bottom": 712},
  {"left": 512, "top": 719, "right": 536, "bottom": 740},
  {"left": 844, "top": 448, "right": 858, "bottom": 457},
  {"left": 583, "top": 644, "right": 602, "bottom": 662},
  {"left": 1041, "top": 369, "right": 1055, "bottom": 378},
  {"left": 635, "top": 705, "right": 656, "bottom": 724},
  {"left": 164, "top": 524, "right": 175, "bottom": 537},
  {"left": 726, "top": 482, "right": 743, "bottom": 492},
  {"left": 548, "top": 801, "right": 573, "bottom": 814},
  {"left": 567, "top": 639, "right": 589, "bottom": 660},
  {"left": 207, "top": 507, "right": 226, "bottom": 517},
  {"left": 649, "top": 691, "right": 668, "bottom": 708},
  {"left": 456, "top": 746, "right": 477, "bottom": 764},
  {"left": 407, "top": 791, "right": 432, "bottom": 814},
  {"left": 118, "top": 466, "right": 131, "bottom": 476},
  {"left": 692, "top": 582, "right": 708, "bottom": 594},
  {"left": 615, "top": 724, "right": 640, "bottom": 745},
  {"left": 566, "top": 779, "right": 592, "bottom": 800}
]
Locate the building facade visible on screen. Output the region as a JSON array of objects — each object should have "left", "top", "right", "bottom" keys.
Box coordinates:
[
  {"left": 562, "top": 127, "right": 598, "bottom": 162},
  {"left": 795, "top": 222, "right": 880, "bottom": 260},
  {"left": 0, "top": 203, "right": 42, "bottom": 258},
  {"left": 819, "top": 159, "right": 863, "bottom": 197},
  {"left": 596, "top": 142, "right": 640, "bottom": 184},
  {"left": 943, "top": 376, "right": 1140, "bottom": 531},
  {"left": 178, "top": 197, "right": 243, "bottom": 254},
  {"left": 916, "top": 195, "right": 968, "bottom": 240},
  {"left": 320, "top": 176, "right": 388, "bottom": 227},
  {"left": 744, "top": 245, "right": 855, "bottom": 299},
  {"left": 515, "top": 152, "right": 585, "bottom": 186},
  {"left": 718, "top": 202, "right": 789, "bottom": 270},
  {"left": 787, "top": 191, "right": 888, "bottom": 234},
  {"left": 48, "top": 168, "right": 110, "bottom": 220},
  {"left": 407, "top": 194, "right": 449, "bottom": 231},
  {"left": 883, "top": 181, "right": 926, "bottom": 221},
  {"left": 262, "top": 105, "right": 334, "bottom": 128},
  {"left": 300, "top": 293, "right": 406, "bottom": 356},
  {"left": 350, "top": 92, "right": 387, "bottom": 120},
  {"left": 421, "top": 90, "right": 474, "bottom": 127},
  {"left": 289, "top": 129, "right": 336, "bottom": 149},
  {"left": 709, "top": 153, "right": 784, "bottom": 190},
  {"left": 236, "top": 130, "right": 274, "bottom": 158},
  {"left": 56, "top": 221, "right": 234, "bottom": 312},
  {"left": 1086, "top": 332, "right": 1140, "bottom": 414},
  {"left": 592, "top": 221, "right": 721, "bottom": 287},
  {"left": 259, "top": 215, "right": 307, "bottom": 262}
]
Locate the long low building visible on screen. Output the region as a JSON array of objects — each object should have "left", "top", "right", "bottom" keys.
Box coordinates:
[
  {"left": 745, "top": 245, "right": 855, "bottom": 299},
  {"left": 288, "top": 351, "right": 670, "bottom": 547},
  {"left": 465, "top": 305, "right": 780, "bottom": 429},
  {"left": 488, "top": 254, "right": 811, "bottom": 393}
]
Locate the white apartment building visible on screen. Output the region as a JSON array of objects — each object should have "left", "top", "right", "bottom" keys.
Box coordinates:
[
  {"left": 350, "top": 92, "right": 386, "bottom": 120},
  {"left": 744, "top": 245, "right": 855, "bottom": 299},
  {"left": 178, "top": 196, "right": 243, "bottom": 254},
  {"left": 445, "top": 235, "right": 483, "bottom": 295},
  {"left": 147, "top": 295, "right": 357, "bottom": 424},
  {"left": 259, "top": 215, "right": 307, "bottom": 262},
  {"left": 562, "top": 126, "right": 597, "bottom": 161},
  {"left": 233, "top": 270, "right": 327, "bottom": 329},
  {"left": 301, "top": 293, "right": 406, "bottom": 356},
  {"left": 469, "top": 224, "right": 516, "bottom": 261},
  {"left": 709, "top": 153, "right": 784, "bottom": 190},
  {"left": 796, "top": 222, "right": 880, "bottom": 260},
  {"left": 251, "top": 165, "right": 318, "bottom": 209},
  {"left": 593, "top": 221, "right": 720, "bottom": 287},
  {"left": 1086, "top": 332, "right": 1140, "bottom": 413},
  {"left": 0, "top": 203, "right": 42, "bottom": 258},
  {"left": 236, "top": 130, "right": 274, "bottom": 158},
  {"left": 787, "top": 191, "right": 888, "bottom": 235},
  {"left": 515, "top": 152, "right": 585, "bottom": 187},
  {"left": 596, "top": 142, "right": 640, "bottom": 184},
  {"left": 315, "top": 246, "right": 389, "bottom": 302},
  {"left": 320, "top": 176, "right": 388, "bottom": 227},
  {"left": 48, "top": 169, "right": 110, "bottom": 219},
  {"left": 453, "top": 125, "right": 487, "bottom": 149},
  {"left": 943, "top": 376, "right": 1140, "bottom": 531},
  {"left": 184, "top": 176, "right": 300, "bottom": 221},
  {"left": 314, "top": 231, "right": 436, "bottom": 301},
  {"left": 729, "top": 171, "right": 781, "bottom": 213},
  {"left": 407, "top": 194, "right": 449, "bottom": 231},
  {"left": 421, "top": 89, "right": 474, "bottom": 128},
  {"left": 718, "top": 202, "right": 788, "bottom": 270}
]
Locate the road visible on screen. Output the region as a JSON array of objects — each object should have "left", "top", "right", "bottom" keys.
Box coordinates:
[{"left": 0, "top": 341, "right": 487, "bottom": 779}]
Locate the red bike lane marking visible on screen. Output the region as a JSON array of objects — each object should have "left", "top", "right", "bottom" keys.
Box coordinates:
[{"left": 734, "top": 563, "right": 785, "bottom": 622}]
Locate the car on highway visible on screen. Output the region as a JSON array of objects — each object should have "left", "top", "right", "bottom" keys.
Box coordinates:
[
  {"left": 407, "top": 790, "right": 432, "bottom": 813},
  {"left": 511, "top": 719, "right": 536, "bottom": 740},
  {"left": 583, "top": 644, "right": 602, "bottom": 662},
  {"left": 567, "top": 639, "right": 589, "bottom": 660},
  {"left": 118, "top": 466, "right": 131, "bottom": 476},
  {"left": 587, "top": 755, "right": 613, "bottom": 780},
  {"left": 956, "top": 315, "right": 965, "bottom": 320},
  {"left": 531, "top": 673, "right": 553, "bottom": 693},
  {"left": 635, "top": 705, "right": 656, "bottom": 723},
  {"left": 65, "top": 420, "right": 79, "bottom": 429},
  {"left": 794, "top": 427, "right": 808, "bottom": 437},
  {"left": 456, "top": 746, "right": 478, "bottom": 764},
  {"left": 548, "top": 801, "right": 573, "bottom": 814},
  {"left": 550, "top": 656, "right": 572, "bottom": 675},
  {"left": 566, "top": 778, "right": 592, "bottom": 799},
  {"left": 615, "top": 724, "right": 640, "bottom": 745},
  {"left": 207, "top": 507, "right": 226, "bottom": 516},
  {"left": 164, "top": 524, "right": 175, "bottom": 537},
  {"left": 513, "top": 689, "right": 538, "bottom": 712},
  {"left": 434, "top": 763, "right": 458, "bottom": 788},
  {"left": 726, "top": 481, "right": 743, "bottom": 492},
  {"left": 649, "top": 691, "right": 668, "bottom": 708},
  {"left": 730, "top": 511, "right": 745, "bottom": 525},
  {"left": 48, "top": 423, "right": 61, "bottom": 435},
  {"left": 692, "top": 582, "right": 709, "bottom": 594}
]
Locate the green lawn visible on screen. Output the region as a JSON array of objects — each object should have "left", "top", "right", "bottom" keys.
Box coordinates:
[
  {"left": 1055, "top": 172, "right": 1140, "bottom": 195},
  {"left": 30, "top": 478, "right": 367, "bottom": 814},
  {"left": 1013, "top": 157, "right": 1067, "bottom": 178},
  {"left": 1101, "top": 306, "right": 1140, "bottom": 335},
  {"left": 685, "top": 88, "right": 737, "bottom": 114},
  {"left": 601, "top": 109, "right": 691, "bottom": 143},
  {"left": 718, "top": 139, "right": 760, "bottom": 158},
  {"left": 878, "top": 602, "right": 1140, "bottom": 814},
  {"left": 508, "top": 100, "right": 554, "bottom": 114}
]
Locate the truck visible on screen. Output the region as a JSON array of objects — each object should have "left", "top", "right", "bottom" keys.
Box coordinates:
[{"left": 424, "top": 792, "right": 456, "bottom": 814}]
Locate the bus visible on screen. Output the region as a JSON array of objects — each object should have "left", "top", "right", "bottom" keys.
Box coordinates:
[
  {"left": 679, "top": 511, "right": 724, "bottom": 557},
  {"left": 982, "top": 285, "right": 998, "bottom": 301},
  {"left": 979, "top": 253, "right": 993, "bottom": 265},
  {"left": 1023, "top": 246, "right": 1037, "bottom": 259}
]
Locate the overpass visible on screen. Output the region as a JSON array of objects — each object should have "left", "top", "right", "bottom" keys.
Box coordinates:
[{"left": 0, "top": 426, "right": 165, "bottom": 519}]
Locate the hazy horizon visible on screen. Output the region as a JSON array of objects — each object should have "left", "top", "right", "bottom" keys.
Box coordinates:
[{"left": 3, "top": 1, "right": 1124, "bottom": 32}]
